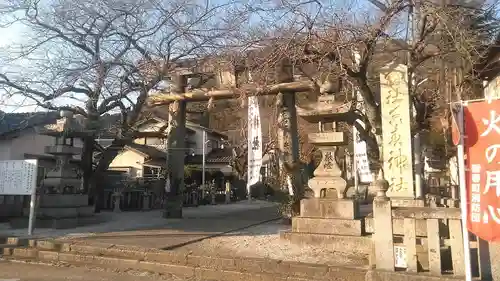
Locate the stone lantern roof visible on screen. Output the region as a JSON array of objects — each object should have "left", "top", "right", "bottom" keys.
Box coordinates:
[{"left": 296, "top": 95, "right": 352, "bottom": 124}]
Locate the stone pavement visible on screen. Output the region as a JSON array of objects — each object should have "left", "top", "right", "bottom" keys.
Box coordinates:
[{"left": 0, "top": 200, "right": 279, "bottom": 250}]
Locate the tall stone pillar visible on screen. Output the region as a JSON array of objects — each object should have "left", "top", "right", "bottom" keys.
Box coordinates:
[
  {"left": 380, "top": 63, "right": 415, "bottom": 200},
  {"left": 276, "top": 59, "right": 300, "bottom": 194},
  {"left": 164, "top": 74, "right": 187, "bottom": 218}
]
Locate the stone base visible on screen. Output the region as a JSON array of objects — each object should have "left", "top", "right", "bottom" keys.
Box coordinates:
[
  {"left": 38, "top": 194, "right": 88, "bottom": 208},
  {"left": 292, "top": 217, "right": 364, "bottom": 236},
  {"left": 301, "top": 198, "right": 360, "bottom": 219},
  {"left": 308, "top": 176, "right": 347, "bottom": 199},
  {"left": 10, "top": 215, "right": 103, "bottom": 229},
  {"left": 285, "top": 197, "right": 370, "bottom": 262},
  {"left": 22, "top": 206, "right": 94, "bottom": 219},
  {"left": 390, "top": 198, "right": 425, "bottom": 207},
  {"left": 9, "top": 194, "right": 100, "bottom": 229},
  {"left": 163, "top": 198, "right": 183, "bottom": 218},
  {"left": 281, "top": 231, "right": 372, "bottom": 255}
]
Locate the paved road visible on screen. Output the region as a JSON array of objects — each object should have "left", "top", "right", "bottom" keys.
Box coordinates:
[
  {"left": 68, "top": 203, "right": 279, "bottom": 250},
  {"left": 0, "top": 200, "right": 278, "bottom": 240},
  {"left": 0, "top": 201, "right": 280, "bottom": 280},
  {"left": 0, "top": 261, "right": 180, "bottom": 281}
]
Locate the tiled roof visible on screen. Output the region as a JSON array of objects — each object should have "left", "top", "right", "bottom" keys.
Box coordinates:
[
  {"left": 142, "top": 105, "right": 227, "bottom": 139},
  {"left": 0, "top": 111, "right": 123, "bottom": 139},
  {"left": 124, "top": 143, "right": 167, "bottom": 159},
  {"left": 0, "top": 109, "right": 227, "bottom": 145},
  {"left": 186, "top": 148, "right": 232, "bottom": 164},
  {"left": 0, "top": 111, "right": 59, "bottom": 137}
]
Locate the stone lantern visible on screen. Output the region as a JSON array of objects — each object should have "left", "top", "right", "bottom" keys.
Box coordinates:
[
  {"left": 281, "top": 95, "right": 371, "bottom": 260},
  {"left": 31, "top": 110, "right": 96, "bottom": 229}
]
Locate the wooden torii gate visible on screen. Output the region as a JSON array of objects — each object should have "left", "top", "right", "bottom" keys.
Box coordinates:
[{"left": 150, "top": 59, "right": 321, "bottom": 218}]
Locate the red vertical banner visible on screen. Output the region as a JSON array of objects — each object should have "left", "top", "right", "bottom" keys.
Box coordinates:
[{"left": 464, "top": 100, "right": 500, "bottom": 242}]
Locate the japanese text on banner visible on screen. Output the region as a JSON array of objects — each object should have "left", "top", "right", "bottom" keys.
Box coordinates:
[{"left": 464, "top": 100, "right": 500, "bottom": 242}]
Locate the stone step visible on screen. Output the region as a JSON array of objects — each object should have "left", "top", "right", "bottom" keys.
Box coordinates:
[
  {"left": 292, "top": 217, "right": 364, "bottom": 236},
  {"left": 0, "top": 237, "right": 31, "bottom": 256},
  {"left": 0, "top": 236, "right": 30, "bottom": 245},
  {"left": 280, "top": 231, "right": 372, "bottom": 256},
  {"left": 9, "top": 248, "right": 199, "bottom": 280},
  {"left": 300, "top": 199, "right": 360, "bottom": 219},
  {"left": 10, "top": 239, "right": 368, "bottom": 281}
]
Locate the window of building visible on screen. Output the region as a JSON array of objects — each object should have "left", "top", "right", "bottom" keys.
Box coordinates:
[{"left": 143, "top": 166, "right": 162, "bottom": 178}]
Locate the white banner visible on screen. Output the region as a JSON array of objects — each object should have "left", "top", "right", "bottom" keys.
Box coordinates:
[
  {"left": 247, "top": 96, "right": 262, "bottom": 186},
  {"left": 0, "top": 159, "right": 38, "bottom": 195},
  {"left": 353, "top": 91, "right": 373, "bottom": 183}
]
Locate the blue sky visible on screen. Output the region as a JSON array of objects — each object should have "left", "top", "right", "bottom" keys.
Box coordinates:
[
  {"left": 0, "top": 0, "right": 497, "bottom": 114},
  {"left": 0, "top": 21, "right": 37, "bottom": 113}
]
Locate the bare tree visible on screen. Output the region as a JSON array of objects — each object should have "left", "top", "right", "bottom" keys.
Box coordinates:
[
  {"left": 235, "top": 0, "right": 498, "bottom": 173},
  {"left": 0, "top": 0, "right": 249, "bottom": 208},
  {"left": 208, "top": 97, "right": 280, "bottom": 179}
]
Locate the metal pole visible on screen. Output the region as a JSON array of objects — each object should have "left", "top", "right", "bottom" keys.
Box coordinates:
[
  {"left": 202, "top": 130, "right": 206, "bottom": 199},
  {"left": 414, "top": 132, "right": 423, "bottom": 198},
  {"left": 352, "top": 87, "right": 359, "bottom": 197},
  {"left": 164, "top": 138, "right": 170, "bottom": 194},
  {"left": 408, "top": 0, "right": 424, "bottom": 199},
  {"left": 456, "top": 102, "right": 473, "bottom": 281},
  {"left": 352, "top": 50, "right": 361, "bottom": 197},
  {"left": 28, "top": 160, "right": 39, "bottom": 236}
]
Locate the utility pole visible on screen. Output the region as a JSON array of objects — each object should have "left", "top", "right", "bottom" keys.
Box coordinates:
[{"left": 408, "top": 0, "right": 424, "bottom": 199}]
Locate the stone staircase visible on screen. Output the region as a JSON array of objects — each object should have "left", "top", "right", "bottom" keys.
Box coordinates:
[
  {"left": 281, "top": 199, "right": 373, "bottom": 265},
  {"left": 1, "top": 239, "right": 369, "bottom": 281}
]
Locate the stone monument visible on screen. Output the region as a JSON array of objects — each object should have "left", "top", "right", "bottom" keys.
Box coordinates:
[
  {"left": 12, "top": 111, "right": 96, "bottom": 229},
  {"left": 380, "top": 63, "right": 424, "bottom": 207},
  {"left": 281, "top": 95, "right": 372, "bottom": 263}
]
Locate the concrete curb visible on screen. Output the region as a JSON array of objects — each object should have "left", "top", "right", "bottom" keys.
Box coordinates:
[
  {"left": 6, "top": 239, "right": 368, "bottom": 281},
  {"left": 2, "top": 238, "right": 465, "bottom": 281}
]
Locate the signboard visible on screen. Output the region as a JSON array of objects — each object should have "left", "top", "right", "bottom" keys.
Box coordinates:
[
  {"left": 380, "top": 64, "right": 414, "bottom": 198},
  {"left": 247, "top": 96, "right": 262, "bottom": 186},
  {"left": 353, "top": 91, "right": 373, "bottom": 183},
  {"left": 394, "top": 246, "right": 407, "bottom": 268},
  {"left": 463, "top": 99, "right": 500, "bottom": 242},
  {"left": 0, "top": 160, "right": 38, "bottom": 195}
]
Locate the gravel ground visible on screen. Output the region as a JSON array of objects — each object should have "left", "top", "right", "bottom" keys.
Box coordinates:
[{"left": 175, "top": 220, "right": 369, "bottom": 266}]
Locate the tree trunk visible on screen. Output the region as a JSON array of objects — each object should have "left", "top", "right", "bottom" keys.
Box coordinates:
[{"left": 81, "top": 136, "right": 94, "bottom": 195}]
